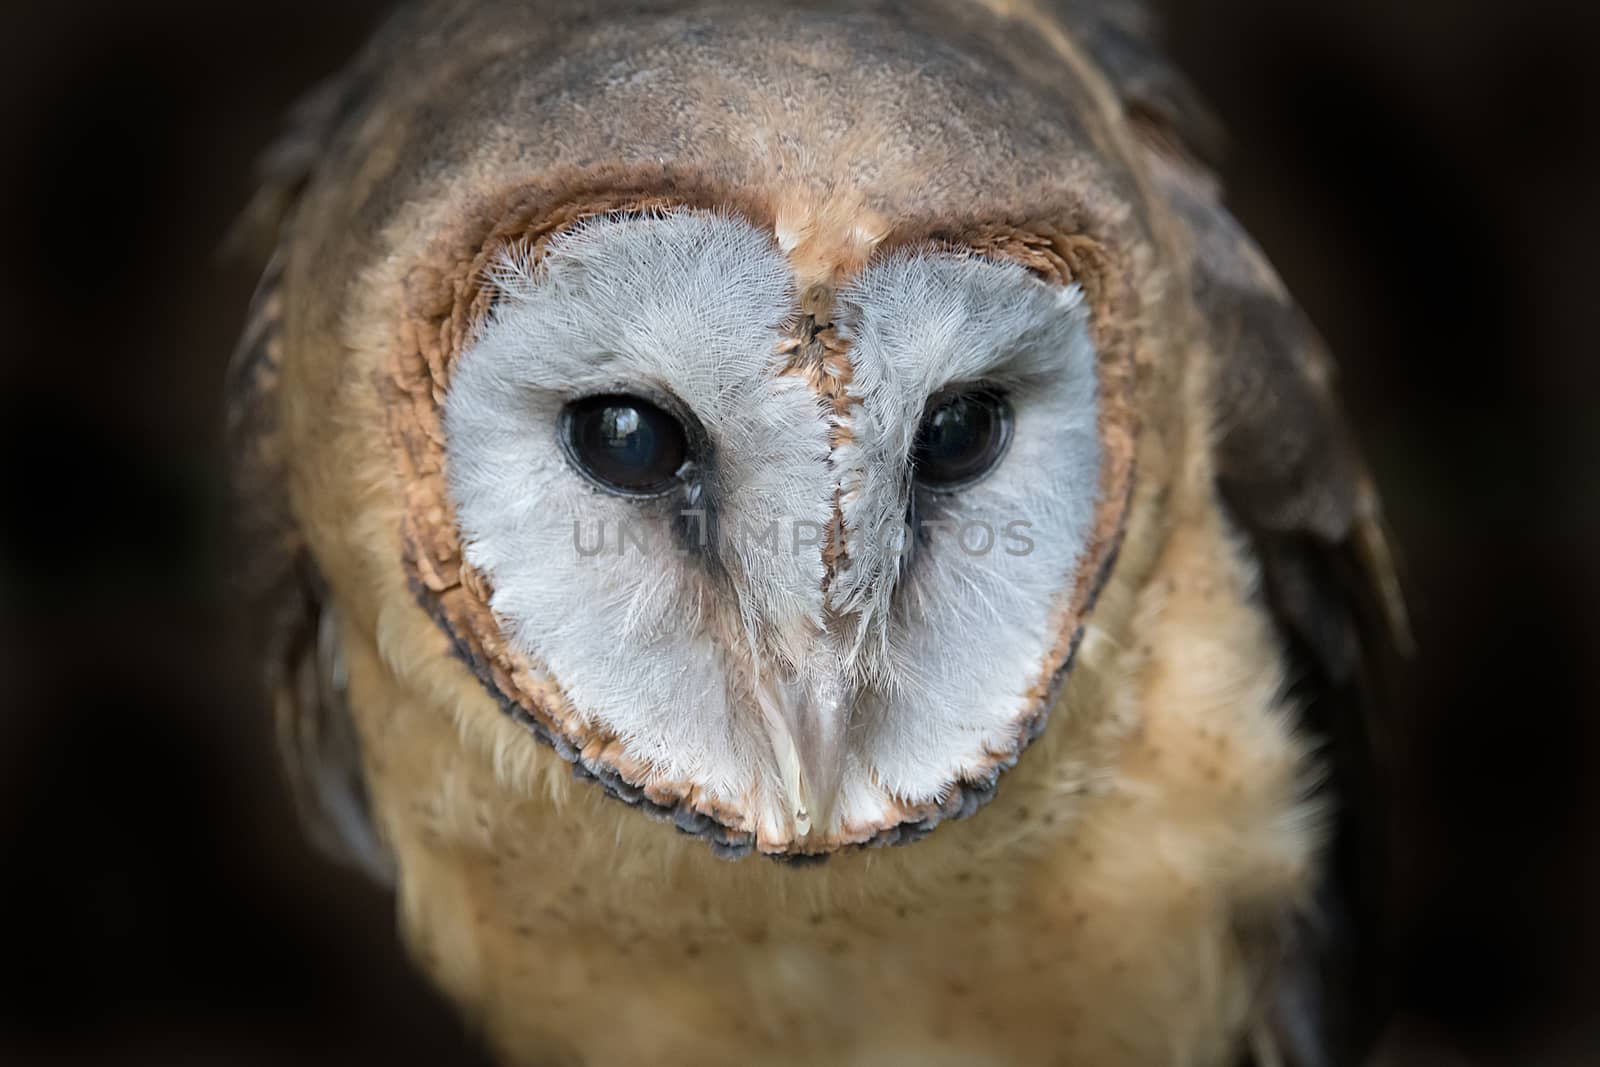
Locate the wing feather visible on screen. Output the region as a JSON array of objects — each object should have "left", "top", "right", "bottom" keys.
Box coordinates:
[
  {"left": 224, "top": 67, "right": 393, "bottom": 884},
  {"left": 1053, "top": 2, "right": 1411, "bottom": 1062}
]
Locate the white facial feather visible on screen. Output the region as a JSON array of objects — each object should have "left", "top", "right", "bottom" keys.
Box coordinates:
[
  {"left": 836, "top": 253, "right": 1100, "bottom": 810},
  {"left": 443, "top": 211, "right": 1101, "bottom": 847},
  {"left": 445, "top": 211, "right": 830, "bottom": 821}
]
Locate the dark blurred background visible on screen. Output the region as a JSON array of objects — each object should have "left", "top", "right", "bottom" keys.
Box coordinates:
[{"left": 0, "top": 1, "right": 1594, "bottom": 1064}]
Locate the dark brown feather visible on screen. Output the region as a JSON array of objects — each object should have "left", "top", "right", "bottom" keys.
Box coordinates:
[
  {"left": 225, "top": 68, "right": 392, "bottom": 884},
  {"left": 1045, "top": 0, "right": 1228, "bottom": 167},
  {"left": 1058, "top": 2, "right": 1411, "bottom": 1063}
]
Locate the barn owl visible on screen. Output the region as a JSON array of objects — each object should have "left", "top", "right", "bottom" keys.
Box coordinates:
[{"left": 228, "top": 0, "right": 1409, "bottom": 1063}]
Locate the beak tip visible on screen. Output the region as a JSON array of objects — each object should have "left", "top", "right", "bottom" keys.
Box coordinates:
[{"left": 756, "top": 667, "right": 855, "bottom": 846}]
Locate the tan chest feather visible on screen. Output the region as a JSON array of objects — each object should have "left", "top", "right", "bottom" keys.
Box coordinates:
[{"left": 341, "top": 473, "right": 1314, "bottom": 1066}]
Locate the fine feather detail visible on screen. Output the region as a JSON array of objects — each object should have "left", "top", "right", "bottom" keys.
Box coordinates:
[{"left": 441, "top": 210, "right": 1109, "bottom": 854}]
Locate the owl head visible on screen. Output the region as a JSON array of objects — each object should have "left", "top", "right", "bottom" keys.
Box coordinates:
[{"left": 254, "top": 9, "right": 1146, "bottom": 861}]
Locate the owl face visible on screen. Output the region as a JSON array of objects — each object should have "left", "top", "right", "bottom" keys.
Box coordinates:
[{"left": 440, "top": 208, "right": 1114, "bottom": 857}]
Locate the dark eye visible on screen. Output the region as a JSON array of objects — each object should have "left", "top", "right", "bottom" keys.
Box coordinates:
[
  {"left": 560, "top": 394, "right": 690, "bottom": 496},
  {"left": 912, "top": 388, "right": 1013, "bottom": 490}
]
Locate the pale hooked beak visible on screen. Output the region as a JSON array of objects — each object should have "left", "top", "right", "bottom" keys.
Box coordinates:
[{"left": 756, "top": 666, "right": 856, "bottom": 843}]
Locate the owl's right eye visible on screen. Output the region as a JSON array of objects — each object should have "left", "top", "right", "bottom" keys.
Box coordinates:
[{"left": 560, "top": 394, "right": 690, "bottom": 496}]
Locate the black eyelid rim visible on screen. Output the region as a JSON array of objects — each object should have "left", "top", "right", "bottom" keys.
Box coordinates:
[
  {"left": 911, "top": 382, "right": 1015, "bottom": 495},
  {"left": 920, "top": 380, "right": 1010, "bottom": 417},
  {"left": 572, "top": 378, "right": 708, "bottom": 445},
  {"left": 557, "top": 386, "right": 712, "bottom": 499}
]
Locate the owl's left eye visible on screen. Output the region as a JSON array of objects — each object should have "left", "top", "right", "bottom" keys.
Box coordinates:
[
  {"left": 912, "top": 387, "right": 1014, "bottom": 491},
  {"left": 560, "top": 394, "right": 690, "bottom": 496}
]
